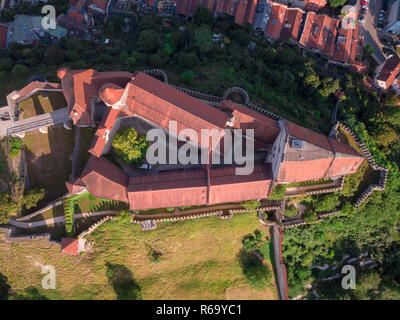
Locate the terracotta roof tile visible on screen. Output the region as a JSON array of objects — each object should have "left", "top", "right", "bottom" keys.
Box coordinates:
[
  {"left": 376, "top": 56, "right": 400, "bottom": 88},
  {"left": 217, "top": 100, "right": 280, "bottom": 146},
  {"left": 128, "top": 170, "right": 208, "bottom": 210},
  {"left": 208, "top": 165, "right": 272, "bottom": 204},
  {"left": 125, "top": 72, "right": 229, "bottom": 149},
  {"left": 280, "top": 8, "right": 305, "bottom": 42},
  {"left": 61, "top": 238, "right": 79, "bottom": 255},
  {"left": 81, "top": 156, "right": 129, "bottom": 202},
  {"left": 266, "top": 3, "right": 287, "bottom": 40}
]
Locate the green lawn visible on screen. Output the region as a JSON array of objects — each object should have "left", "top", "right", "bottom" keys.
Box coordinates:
[
  {"left": 0, "top": 212, "right": 276, "bottom": 300},
  {"left": 19, "top": 92, "right": 67, "bottom": 119}
]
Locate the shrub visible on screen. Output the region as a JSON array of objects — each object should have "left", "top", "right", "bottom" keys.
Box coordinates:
[
  {"left": 285, "top": 204, "right": 298, "bottom": 218},
  {"left": 241, "top": 200, "right": 260, "bottom": 213},
  {"left": 269, "top": 184, "right": 286, "bottom": 200},
  {"left": 9, "top": 137, "right": 22, "bottom": 158},
  {"left": 112, "top": 128, "right": 148, "bottom": 165},
  {"left": 12, "top": 64, "right": 28, "bottom": 76},
  {"left": 180, "top": 70, "right": 194, "bottom": 84},
  {"left": 302, "top": 209, "right": 318, "bottom": 223}
]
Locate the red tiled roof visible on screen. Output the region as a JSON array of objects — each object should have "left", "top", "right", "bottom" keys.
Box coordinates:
[
  {"left": 125, "top": 72, "right": 229, "bottom": 149},
  {"left": 88, "top": 107, "right": 120, "bottom": 157},
  {"left": 58, "top": 68, "right": 132, "bottom": 126},
  {"left": 217, "top": 100, "right": 280, "bottom": 146},
  {"left": 87, "top": 0, "right": 108, "bottom": 11},
  {"left": 128, "top": 170, "right": 208, "bottom": 210},
  {"left": 279, "top": 8, "right": 305, "bottom": 42},
  {"left": 67, "top": 7, "right": 85, "bottom": 24},
  {"left": 266, "top": 3, "right": 287, "bottom": 40},
  {"left": 277, "top": 120, "right": 363, "bottom": 182},
  {"left": 99, "top": 83, "right": 125, "bottom": 105},
  {"left": 376, "top": 56, "right": 400, "bottom": 88},
  {"left": 332, "top": 26, "right": 354, "bottom": 64},
  {"left": 299, "top": 12, "right": 339, "bottom": 57},
  {"left": 234, "top": 0, "right": 257, "bottom": 25},
  {"left": 13, "top": 81, "right": 62, "bottom": 103},
  {"left": 208, "top": 165, "right": 272, "bottom": 204},
  {"left": 65, "top": 178, "right": 86, "bottom": 194},
  {"left": 0, "top": 23, "right": 8, "bottom": 49},
  {"left": 304, "top": 0, "right": 327, "bottom": 11},
  {"left": 69, "top": 0, "right": 85, "bottom": 8},
  {"left": 61, "top": 238, "right": 79, "bottom": 255},
  {"left": 81, "top": 156, "right": 129, "bottom": 202}
]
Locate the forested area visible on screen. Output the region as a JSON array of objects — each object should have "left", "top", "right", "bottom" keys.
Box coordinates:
[{"left": 0, "top": 6, "right": 400, "bottom": 299}]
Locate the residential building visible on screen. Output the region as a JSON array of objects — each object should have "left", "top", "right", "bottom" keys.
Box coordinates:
[
  {"left": 386, "top": 0, "right": 400, "bottom": 34},
  {"left": 374, "top": 56, "right": 400, "bottom": 90}
]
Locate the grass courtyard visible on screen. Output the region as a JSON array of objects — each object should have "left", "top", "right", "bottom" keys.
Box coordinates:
[
  {"left": 24, "top": 124, "right": 75, "bottom": 202},
  {"left": 19, "top": 92, "right": 67, "bottom": 119},
  {"left": 0, "top": 212, "right": 277, "bottom": 300}
]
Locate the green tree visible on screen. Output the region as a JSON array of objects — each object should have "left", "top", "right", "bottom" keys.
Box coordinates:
[
  {"left": 22, "top": 188, "right": 45, "bottom": 210},
  {"left": 285, "top": 204, "right": 298, "bottom": 217},
  {"left": 241, "top": 200, "right": 261, "bottom": 213},
  {"left": 313, "top": 193, "right": 340, "bottom": 213},
  {"left": 329, "top": 0, "right": 347, "bottom": 8},
  {"left": 9, "top": 137, "right": 22, "bottom": 158},
  {"left": 125, "top": 57, "right": 136, "bottom": 69},
  {"left": 12, "top": 64, "right": 28, "bottom": 76},
  {"left": 180, "top": 70, "right": 194, "bottom": 84},
  {"left": 193, "top": 5, "right": 214, "bottom": 26},
  {"left": 193, "top": 25, "right": 212, "bottom": 54},
  {"left": 112, "top": 128, "right": 148, "bottom": 165},
  {"left": 268, "top": 184, "right": 286, "bottom": 200},
  {"left": 137, "top": 29, "right": 160, "bottom": 53},
  {"left": 0, "top": 193, "right": 17, "bottom": 224},
  {"left": 0, "top": 273, "right": 10, "bottom": 300}
]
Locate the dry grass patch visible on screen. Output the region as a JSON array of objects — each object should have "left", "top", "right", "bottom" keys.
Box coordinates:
[{"left": 0, "top": 212, "right": 276, "bottom": 300}]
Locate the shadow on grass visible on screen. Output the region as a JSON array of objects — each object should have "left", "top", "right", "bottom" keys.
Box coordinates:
[
  {"left": 0, "top": 272, "right": 10, "bottom": 300},
  {"left": 237, "top": 248, "right": 271, "bottom": 291},
  {"left": 105, "top": 263, "right": 142, "bottom": 300}
]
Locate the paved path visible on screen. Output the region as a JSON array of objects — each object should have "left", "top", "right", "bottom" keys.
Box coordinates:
[
  {"left": 3, "top": 107, "right": 69, "bottom": 137},
  {"left": 358, "top": 0, "right": 387, "bottom": 64},
  {"left": 285, "top": 179, "right": 341, "bottom": 196},
  {"left": 134, "top": 200, "right": 281, "bottom": 220},
  {"left": 271, "top": 225, "right": 288, "bottom": 300},
  {"left": 8, "top": 211, "right": 118, "bottom": 229}
]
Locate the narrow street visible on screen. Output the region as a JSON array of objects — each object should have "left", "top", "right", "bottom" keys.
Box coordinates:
[{"left": 358, "top": 0, "right": 387, "bottom": 64}]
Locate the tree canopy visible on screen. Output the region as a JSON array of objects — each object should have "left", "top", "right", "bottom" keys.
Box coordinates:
[{"left": 112, "top": 128, "right": 148, "bottom": 165}]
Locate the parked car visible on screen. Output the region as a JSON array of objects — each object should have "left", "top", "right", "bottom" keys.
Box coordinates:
[
  {"left": 0, "top": 113, "right": 10, "bottom": 121},
  {"left": 361, "top": 0, "right": 368, "bottom": 4},
  {"left": 359, "top": 15, "right": 366, "bottom": 23},
  {"left": 139, "top": 163, "right": 152, "bottom": 170}
]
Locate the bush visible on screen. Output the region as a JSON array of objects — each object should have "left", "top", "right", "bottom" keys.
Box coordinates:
[
  {"left": 180, "top": 70, "right": 194, "bottom": 84},
  {"left": 285, "top": 204, "right": 298, "bottom": 218},
  {"left": 241, "top": 200, "right": 260, "bottom": 213},
  {"left": 112, "top": 128, "right": 148, "bottom": 165},
  {"left": 302, "top": 209, "right": 318, "bottom": 223},
  {"left": 269, "top": 184, "right": 286, "bottom": 200},
  {"left": 9, "top": 137, "right": 22, "bottom": 158},
  {"left": 12, "top": 64, "right": 28, "bottom": 76}
]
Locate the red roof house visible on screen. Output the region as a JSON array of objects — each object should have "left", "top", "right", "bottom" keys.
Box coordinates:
[
  {"left": 266, "top": 3, "right": 287, "bottom": 40},
  {"left": 279, "top": 8, "right": 305, "bottom": 42},
  {"left": 375, "top": 56, "right": 400, "bottom": 90}
]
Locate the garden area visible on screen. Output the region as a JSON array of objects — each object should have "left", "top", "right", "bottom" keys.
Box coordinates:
[{"left": 19, "top": 91, "right": 67, "bottom": 119}]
